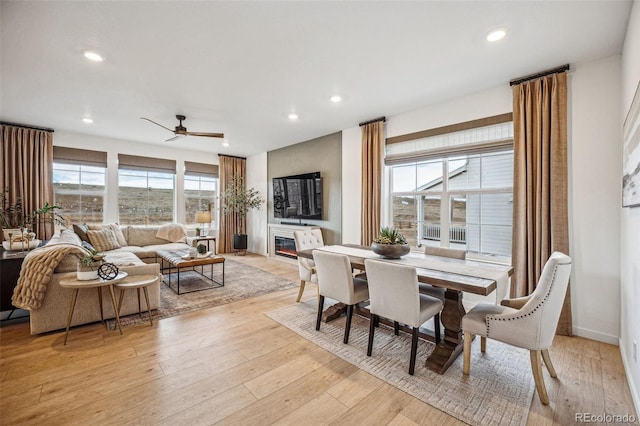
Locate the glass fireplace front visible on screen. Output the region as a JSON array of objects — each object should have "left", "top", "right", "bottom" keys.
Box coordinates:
[{"left": 274, "top": 236, "right": 297, "bottom": 259}]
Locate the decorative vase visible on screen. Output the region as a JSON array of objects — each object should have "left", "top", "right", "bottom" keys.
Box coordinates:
[
  {"left": 371, "top": 242, "right": 410, "bottom": 259},
  {"left": 233, "top": 234, "right": 248, "bottom": 251},
  {"left": 77, "top": 267, "right": 98, "bottom": 281}
]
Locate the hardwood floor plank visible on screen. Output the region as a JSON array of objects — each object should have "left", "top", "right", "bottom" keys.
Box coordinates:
[
  {"left": 387, "top": 413, "right": 420, "bottom": 426},
  {"left": 215, "top": 357, "right": 358, "bottom": 425},
  {"left": 272, "top": 392, "right": 349, "bottom": 425},
  {"left": 400, "top": 398, "right": 466, "bottom": 426},
  {"left": 326, "top": 369, "right": 384, "bottom": 408},
  {"left": 599, "top": 342, "right": 639, "bottom": 422},
  {"left": 329, "top": 383, "right": 413, "bottom": 426}
]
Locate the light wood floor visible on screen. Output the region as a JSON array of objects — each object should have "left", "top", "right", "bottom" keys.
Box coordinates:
[{"left": 0, "top": 254, "right": 637, "bottom": 425}]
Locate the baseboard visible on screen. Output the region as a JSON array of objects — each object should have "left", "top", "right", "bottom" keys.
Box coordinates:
[
  {"left": 572, "top": 326, "right": 619, "bottom": 345},
  {"left": 619, "top": 338, "right": 640, "bottom": 417}
]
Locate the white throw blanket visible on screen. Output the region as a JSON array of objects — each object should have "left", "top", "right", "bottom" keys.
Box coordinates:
[{"left": 156, "top": 223, "right": 187, "bottom": 243}]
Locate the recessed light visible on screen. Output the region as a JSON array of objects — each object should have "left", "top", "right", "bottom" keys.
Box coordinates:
[
  {"left": 222, "top": 140, "right": 229, "bottom": 147},
  {"left": 82, "top": 117, "right": 93, "bottom": 124},
  {"left": 288, "top": 113, "right": 299, "bottom": 120},
  {"left": 83, "top": 50, "right": 104, "bottom": 62},
  {"left": 330, "top": 95, "right": 342, "bottom": 103},
  {"left": 486, "top": 29, "right": 507, "bottom": 42}
]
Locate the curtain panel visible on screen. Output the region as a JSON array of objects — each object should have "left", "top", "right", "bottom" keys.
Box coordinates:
[
  {"left": 218, "top": 155, "right": 246, "bottom": 253},
  {"left": 512, "top": 72, "right": 571, "bottom": 336},
  {"left": 360, "top": 121, "right": 384, "bottom": 245},
  {"left": 1, "top": 125, "right": 55, "bottom": 239}
]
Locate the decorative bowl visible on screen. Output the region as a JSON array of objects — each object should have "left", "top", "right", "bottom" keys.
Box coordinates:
[{"left": 371, "top": 242, "right": 410, "bottom": 259}]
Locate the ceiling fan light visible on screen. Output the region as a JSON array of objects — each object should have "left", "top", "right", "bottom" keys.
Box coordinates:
[
  {"left": 486, "top": 29, "right": 507, "bottom": 42},
  {"left": 83, "top": 50, "right": 104, "bottom": 62},
  {"left": 288, "top": 113, "right": 299, "bottom": 120}
]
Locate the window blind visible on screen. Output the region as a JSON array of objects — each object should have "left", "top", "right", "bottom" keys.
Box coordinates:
[
  {"left": 118, "top": 154, "right": 176, "bottom": 173},
  {"left": 53, "top": 146, "right": 107, "bottom": 168},
  {"left": 184, "top": 161, "right": 218, "bottom": 177},
  {"left": 385, "top": 115, "right": 514, "bottom": 166}
]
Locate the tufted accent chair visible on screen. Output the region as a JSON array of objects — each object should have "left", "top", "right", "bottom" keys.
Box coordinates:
[
  {"left": 292, "top": 229, "right": 324, "bottom": 302},
  {"left": 461, "top": 251, "right": 572, "bottom": 404}
]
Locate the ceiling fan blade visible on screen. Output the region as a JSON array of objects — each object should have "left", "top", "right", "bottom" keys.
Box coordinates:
[
  {"left": 185, "top": 131, "right": 225, "bottom": 138},
  {"left": 140, "top": 117, "right": 174, "bottom": 133},
  {"left": 165, "top": 135, "right": 182, "bottom": 142}
]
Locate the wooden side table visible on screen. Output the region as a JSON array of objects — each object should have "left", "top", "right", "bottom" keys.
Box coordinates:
[
  {"left": 59, "top": 272, "right": 127, "bottom": 345},
  {"left": 113, "top": 275, "right": 159, "bottom": 326}
]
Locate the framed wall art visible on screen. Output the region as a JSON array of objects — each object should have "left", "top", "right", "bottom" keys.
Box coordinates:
[{"left": 623, "top": 80, "right": 640, "bottom": 207}]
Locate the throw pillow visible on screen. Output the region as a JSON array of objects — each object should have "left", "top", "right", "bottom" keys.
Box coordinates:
[
  {"left": 103, "top": 223, "right": 128, "bottom": 247},
  {"left": 81, "top": 241, "right": 96, "bottom": 252},
  {"left": 87, "top": 229, "right": 121, "bottom": 252},
  {"left": 73, "top": 223, "right": 90, "bottom": 242}
]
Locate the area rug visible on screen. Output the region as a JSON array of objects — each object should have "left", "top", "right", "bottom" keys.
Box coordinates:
[
  {"left": 113, "top": 258, "right": 298, "bottom": 327},
  {"left": 266, "top": 299, "right": 535, "bottom": 426}
]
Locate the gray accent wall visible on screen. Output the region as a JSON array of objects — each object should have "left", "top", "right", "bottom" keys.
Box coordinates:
[{"left": 267, "top": 132, "right": 342, "bottom": 245}]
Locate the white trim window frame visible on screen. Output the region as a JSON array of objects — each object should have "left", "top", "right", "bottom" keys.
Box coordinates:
[{"left": 53, "top": 162, "right": 106, "bottom": 225}]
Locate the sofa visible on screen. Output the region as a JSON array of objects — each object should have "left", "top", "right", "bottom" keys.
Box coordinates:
[{"left": 27, "top": 224, "right": 192, "bottom": 334}]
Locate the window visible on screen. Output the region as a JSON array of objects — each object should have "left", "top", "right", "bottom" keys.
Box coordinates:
[
  {"left": 387, "top": 117, "right": 513, "bottom": 261},
  {"left": 185, "top": 175, "right": 217, "bottom": 226},
  {"left": 53, "top": 163, "right": 106, "bottom": 225},
  {"left": 117, "top": 154, "right": 176, "bottom": 225},
  {"left": 52, "top": 147, "right": 107, "bottom": 225}
]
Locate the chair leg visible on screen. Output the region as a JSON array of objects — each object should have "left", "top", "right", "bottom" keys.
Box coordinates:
[
  {"left": 541, "top": 349, "right": 558, "bottom": 378},
  {"left": 409, "top": 327, "right": 420, "bottom": 375},
  {"left": 463, "top": 331, "right": 472, "bottom": 375},
  {"left": 434, "top": 313, "right": 441, "bottom": 344},
  {"left": 296, "top": 280, "right": 306, "bottom": 302},
  {"left": 344, "top": 304, "right": 354, "bottom": 344},
  {"left": 530, "top": 350, "right": 550, "bottom": 405},
  {"left": 374, "top": 315, "right": 380, "bottom": 328},
  {"left": 316, "top": 295, "right": 325, "bottom": 331},
  {"left": 367, "top": 314, "right": 377, "bottom": 356},
  {"left": 394, "top": 321, "right": 400, "bottom": 336},
  {"left": 480, "top": 336, "right": 486, "bottom": 353}
]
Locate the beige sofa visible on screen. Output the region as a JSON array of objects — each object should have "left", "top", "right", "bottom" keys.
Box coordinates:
[{"left": 28, "top": 225, "right": 191, "bottom": 334}]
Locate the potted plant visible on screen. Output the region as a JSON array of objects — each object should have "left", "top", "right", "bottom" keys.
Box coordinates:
[
  {"left": 196, "top": 243, "right": 208, "bottom": 257},
  {"left": 195, "top": 227, "right": 201, "bottom": 237},
  {"left": 77, "top": 250, "right": 103, "bottom": 281},
  {"left": 220, "top": 176, "right": 263, "bottom": 252},
  {"left": 371, "top": 227, "right": 410, "bottom": 259},
  {"left": 0, "top": 187, "right": 64, "bottom": 241}
]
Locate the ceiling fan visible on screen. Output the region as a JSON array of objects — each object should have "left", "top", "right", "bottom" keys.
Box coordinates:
[{"left": 140, "top": 114, "right": 224, "bottom": 142}]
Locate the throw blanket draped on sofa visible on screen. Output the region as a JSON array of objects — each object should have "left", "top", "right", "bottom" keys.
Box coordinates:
[{"left": 12, "top": 243, "right": 88, "bottom": 310}]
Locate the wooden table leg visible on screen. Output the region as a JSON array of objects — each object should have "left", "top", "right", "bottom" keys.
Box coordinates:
[
  {"left": 63, "top": 289, "right": 79, "bottom": 345},
  {"left": 107, "top": 284, "right": 123, "bottom": 335},
  {"left": 322, "top": 302, "right": 346, "bottom": 322},
  {"left": 425, "top": 288, "right": 465, "bottom": 374}
]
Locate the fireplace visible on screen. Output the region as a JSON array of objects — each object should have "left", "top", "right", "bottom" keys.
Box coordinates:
[{"left": 274, "top": 236, "right": 297, "bottom": 259}]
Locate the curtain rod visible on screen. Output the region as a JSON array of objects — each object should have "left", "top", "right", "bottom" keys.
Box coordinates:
[
  {"left": 359, "top": 116, "right": 386, "bottom": 127},
  {"left": 510, "top": 64, "right": 570, "bottom": 86},
  {"left": 0, "top": 121, "right": 55, "bottom": 133},
  {"left": 218, "top": 154, "right": 246, "bottom": 160}
]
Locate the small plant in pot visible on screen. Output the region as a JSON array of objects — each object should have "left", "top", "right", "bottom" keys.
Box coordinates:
[
  {"left": 371, "top": 227, "right": 410, "bottom": 259},
  {"left": 196, "top": 243, "right": 208, "bottom": 257},
  {"left": 195, "top": 227, "right": 201, "bottom": 237}
]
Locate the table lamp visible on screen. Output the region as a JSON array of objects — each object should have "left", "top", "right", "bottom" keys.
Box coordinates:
[{"left": 195, "top": 211, "right": 212, "bottom": 237}]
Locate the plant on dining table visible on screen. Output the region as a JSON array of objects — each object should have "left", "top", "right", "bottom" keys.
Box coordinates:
[
  {"left": 373, "top": 227, "right": 407, "bottom": 245},
  {"left": 371, "top": 227, "right": 410, "bottom": 259}
]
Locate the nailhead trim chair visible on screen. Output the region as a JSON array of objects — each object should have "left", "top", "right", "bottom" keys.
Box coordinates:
[
  {"left": 364, "top": 259, "right": 443, "bottom": 375},
  {"left": 313, "top": 250, "right": 370, "bottom": 344},
  {"left": 461, "top": 252, "right": 572, "bottom": 404},
  {"left": 293, "top": 229, "right": 324, "bottom": 302}
]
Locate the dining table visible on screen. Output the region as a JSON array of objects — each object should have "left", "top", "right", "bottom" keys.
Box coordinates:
[{"left": 296, "top": 244, "right": 514, "bottom": 374}]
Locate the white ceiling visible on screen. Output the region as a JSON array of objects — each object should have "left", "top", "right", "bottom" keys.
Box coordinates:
[{"left": 0, "top": 1, "right": 632, "bottom": 157}]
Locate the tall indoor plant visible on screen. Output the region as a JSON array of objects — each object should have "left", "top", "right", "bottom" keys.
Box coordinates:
[{"left": 220, "top": 176, "right": 263, "bottom": 251}]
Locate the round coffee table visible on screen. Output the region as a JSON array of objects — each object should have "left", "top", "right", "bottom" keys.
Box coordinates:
[
  {"left": 59, "top": 272, "right": 128, "bottom": 345},
  {"left": 113, "top": 274, "right": 159, "bottom": 326}
]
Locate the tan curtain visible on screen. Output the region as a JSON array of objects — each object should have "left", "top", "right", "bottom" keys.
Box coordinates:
[
  {"left": 512, "top": 72, "right": 571, "bottom": 335},
  {"left": 218, "top": 155, "right": 246, "bottom": 253},
  {"left": 1, "top": 125, "right": 55, "bottom": 239},
  {"left": 361, "top": 121, "right": 385, "bottom": 245}
]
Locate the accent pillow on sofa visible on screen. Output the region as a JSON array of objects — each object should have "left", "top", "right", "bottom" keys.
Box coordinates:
[
  {"left": 89, "top": 223, "right": 128, "bottom": 247},
  {"left": 72, "top": 223, "right": 90, "bottom": 242},
  {"left": 87, "top": 229, "right": 121, "bottom": 252}
]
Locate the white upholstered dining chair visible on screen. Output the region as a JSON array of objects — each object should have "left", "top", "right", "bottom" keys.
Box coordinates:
[
  {"left": 364, "top": 259, "right": 443, "bottom": 375},
  {"left": 461, "top": 251, "right": 572, "bottom": 404},
  {"left": 313, "top": 250, "right": 369, "bottom": 344},
  {"left": 293, "top": 229, "right": 324, "bottom": 302}
]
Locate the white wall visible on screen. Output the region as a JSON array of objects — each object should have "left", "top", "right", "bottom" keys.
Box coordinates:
[
  {"left": 247, "top": 152, "right": 268, "bottom": 255},
  {"left": 341, "top": 125, "right": 362, "bottom": 244},
  {"left": 621, "top": 0, "right": 640, "bottom": 414},
  {"left": 569, "top": 55, "right": 622, "bottom": 344},
  {"left": 53, "top": 130, "right": 219, "bottom": 225}
]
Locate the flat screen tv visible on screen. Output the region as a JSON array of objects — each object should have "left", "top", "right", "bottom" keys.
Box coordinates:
[{"left": 273, "top": 172, "right": 322, "bottom": 220}]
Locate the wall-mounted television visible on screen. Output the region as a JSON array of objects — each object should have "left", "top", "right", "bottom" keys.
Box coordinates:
[{"left": 273, "top": 172, "right": 322, "bottom": 220}]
